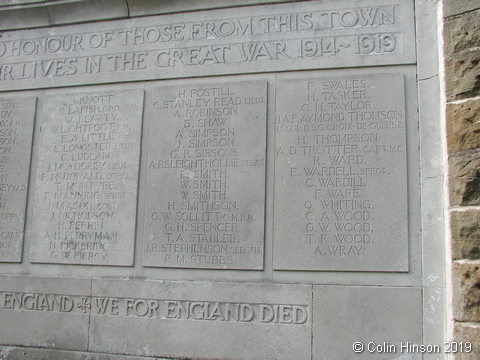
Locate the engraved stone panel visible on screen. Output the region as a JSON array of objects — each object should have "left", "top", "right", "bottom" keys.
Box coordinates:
[
  {"left": 0, "top": 97, "right": 35, "bottom": 262},
  {"left": 312, "top": 286, "right": 422, "bottom": 359},
  {"left": 30, "top": 90, "right": 144, "bottom": 265},
  {"left": 143, "top": 81, "right": 266, "bottom": 269},
  {"left": 0, "top": 0, "right": 415, "bottom": 91},
  {"left": 274, "top": 74, "right": 408, "bottom": 271},
  {"left": 0, "top": 275, "right": 91, "bottom": 351},
  {"left": 89, "top": 278, "right": 311, "bottom": 360}
]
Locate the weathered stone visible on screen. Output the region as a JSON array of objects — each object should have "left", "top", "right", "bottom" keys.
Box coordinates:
[
  {"left": 447, "top": 98, "right": 480, "bottom": 152},
  {"left": 143, "top": 81, "right": 266, "bottom": 269},
  {"left": 0, "top": 346, "right": 170, "bottom": 360},
  {"left": 444, "top": 9, "right": 480, "bottom": 55},
  {"left": 30, "top": 89, "right": 144, "bottom": 266},
  {"left": 0, "top": 0, "right": 416, "bottom": 91},
  {"left": 444, "top": 0, "right": 480, "bottom": 18},
  {"left": 451, "top": 210, "right": 480, "bottom": 260},
  {"left": 313, "top": 286, "right": 422, "bottom": 359},
  {"left": 449, "top": 148, "right": 480, "bottom": 206},
  {"left": 453, "top": 323, "right": 480, "bottom": 359},
  {"left": 452, "top": 262, "right": 480, "bottom": 322},
  {"left": 445, "top": 50, "right": 480, "bottom": 101},
  {"left": 274, "top": 74, "right": 408, "bottom": 271},
  {"left": 0, "top": 97, "right": 36, "bottom": 262}
]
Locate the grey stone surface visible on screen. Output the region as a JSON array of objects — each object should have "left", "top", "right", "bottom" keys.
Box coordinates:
[
  {"left": 0, "top": 275, "right": 91, "bottom": 351},
  {"left": 89, "top": 278, "right": 311, "bottom": 359},
  {"left": 0, "top": 346, "right": 170, "bottom": 360},
  {"left": 127, "top": 0, "right": 295, "bottom": 16},
  {"left": 0, "top": 0, "right": 415, "bottom": 91},
  {"left": 274, "top": 74, "right": 408, "bottom": 271},
  {"left": 0, "top": 97, "right": 35, "bottom": 262},
  {"left": 30, "top": 89, "right": 143, "bottom": 266},
  {"left": 143, "top": 81, "right": 266, "bottom": 269},
  {"left": 313, "top": 286, "right": 422, "bottom": 360}
]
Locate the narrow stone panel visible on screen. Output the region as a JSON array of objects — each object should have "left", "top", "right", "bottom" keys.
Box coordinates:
[
  {"left": 89, "top": 278, "right": 311, "bottom": 360},
  {"left": 0, "top": 275, "right": 91, "bottom": 351},
  {"left": 30, "top": 90, "right": 144, "bottom": 266},
  {"left": 0, "top": 0, "right": 416, "bottom": 90},
  {"left": 274, "top": 74, "right": 408, "bottom": 271},
  {"left": 143, "top": 81, "right": 266, "bottom": 269},
  {"left": 312, "top": 286, "right": 422, "bottom": 359},
  {"left": 0, "top": 97, "right": 35, "bottom": 262}
]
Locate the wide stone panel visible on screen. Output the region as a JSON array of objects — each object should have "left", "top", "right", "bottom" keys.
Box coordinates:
[
  {"left": 89, "top": 278, "right": 311, "bottom": 360},
  {"left": 274, "top": 74, "right": 408, "bottom": 271},
  {"left": 0, "top": 97, "right": 35, "bottom": 262},
  {"left": 143, "top": 81, "right": 266, "bottom": 269},
  {"left": 313, "top": 286, "right": 422, "bottom": 359},
  {"left": 0, "top": 275, "right": 91, "bottom": 351},
  {"left": 0, "top": 0, "right": 415, "bottom": 91},
  {"left": 30, "top": 89, "right": 144, "bottom": 266}
]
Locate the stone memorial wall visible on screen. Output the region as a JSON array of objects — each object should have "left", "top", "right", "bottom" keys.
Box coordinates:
[{"left": 0, "top": 1, "right": 446, "bottom": 359}]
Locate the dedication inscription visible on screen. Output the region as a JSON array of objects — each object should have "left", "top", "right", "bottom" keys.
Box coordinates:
[
  {"left": 0, "top": 97, "right": 35, "bottom": 262},
  {"left": 143, "top": 81, "right": 266, "bottom": 269},
  {"left": 0, "top": 0, "right": 415, "bottom": 91},
  {"left": 274, "top": 74, "right": 408, "bottom": 271},
  {"left": 30, "top": 90, "right": 144, "bottom": 265}
]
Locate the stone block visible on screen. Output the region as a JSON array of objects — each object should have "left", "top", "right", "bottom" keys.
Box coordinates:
[
  {"left": 0, "top": 6, "right": 50, "bottom": 30},
  {"left": 30, "top": 89, "right": 144, "bottom": 266},
  {"left": 451, "top": 210, "right": 480, "bottom": 260},
  {"left": 453, "top": 322, "right": 480, "bottom": 359},
  {"left": 88, "top": 278, "right": 312, "bottom": 360},
  {"left": 143, "top": 81, "right": 266, "bottom": 269},
  {"left": 445, "top": 50, "right": 480, "bottom": 101},
  {"left": 444, "top": 9, "right": 480, "bottom": 55},
  {"left": 274, "top": 74, "right": 408, "bottom": 271},
  {"left": 313, "top": 286, "right": 422, "bottom": 359},
  {"left": 0, "top": 346, "right": 170, "bottom": 360},
  {"left": 0, "top": 97, "right": 36, "bottom": 262},
  {"left": 447, "top": 98, "right": 480, "bottom": 152},
  {"left": 47, "top": 0, "right": 128, "bottom": 25},
  {"left": 444, "top": 0, "right": 480, "bottom": 18},
  {"left": 449, "top": 148, "right": 480, "bottom": 206},
  {"left": 0, "top": 275, "right": 91, "bottom": 351},
  {"left": 452, "top": 261, "right": 480, "bottom": 322},
  {"left": 127, "top": 0, "right": 294, "bottom": 16}
]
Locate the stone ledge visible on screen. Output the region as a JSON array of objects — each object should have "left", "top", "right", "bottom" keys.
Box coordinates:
[
  {"left": 0, "top": 0, "right": 128, "bottom": 30},
  {"left": 453, "top": 322, "right": 480, "bottom": 359},
  {"left": 449, "top": 148, "right": 480, "bottom": 206},
  {"left": 444, "top": 8, "right": 480, "bottom": 56},
  {"left": 447, "top": 98, "right": 480, "bottom": 152}
]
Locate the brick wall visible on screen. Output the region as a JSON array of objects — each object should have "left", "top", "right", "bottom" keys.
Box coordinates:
[{"left": 443, "top": 0, "right": 480, "bottom": 358}]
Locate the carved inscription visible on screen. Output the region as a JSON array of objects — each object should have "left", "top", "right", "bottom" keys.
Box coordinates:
[
  {"left": 0, "top": 97, "right": 35, "bottom": 262},
  {"left": 0, "top": 291, "right": 308, "bottom": 325},
  {"left": 274, "top": 74, "right": 408, "bottom": 271},
  {"left": 143, "top": 82, "right": 266, "bottom": 269},
  {"left": 30, "top": 90, "right": 143, "bottom": 265},
  {"left": 0, "top": 0, "right": 415, "bottom": 90}
]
